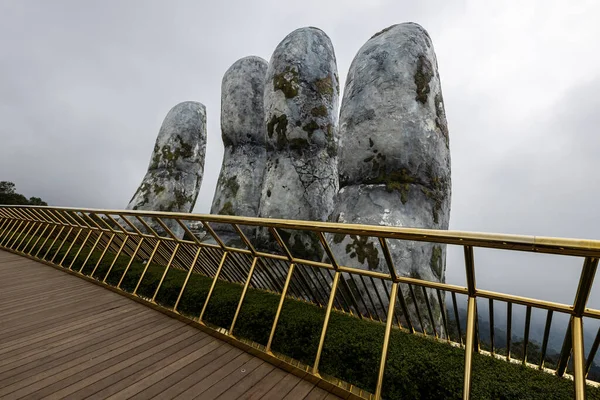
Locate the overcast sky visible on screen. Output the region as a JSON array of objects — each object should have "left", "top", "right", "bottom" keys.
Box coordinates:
[{"left": 2, "top": 1, "right": 600, "bottom": 322}]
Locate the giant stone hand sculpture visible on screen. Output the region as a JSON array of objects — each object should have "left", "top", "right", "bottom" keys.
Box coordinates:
[
  {"left": 257, "top": 27, "right": 340, "bottom": 259},
  {"left": 126, "top": 101, "right": 207, "bottom": 238},
  {"left": 328, "top": 23, "right": 451, "bottom": 335},
  {"left": 210, "top": 56, "right": 268, "bottom": 245}
]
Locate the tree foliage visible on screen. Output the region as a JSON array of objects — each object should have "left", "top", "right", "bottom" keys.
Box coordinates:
[{"left": 0, "top": 181, "right": 48, "bottom": 206}]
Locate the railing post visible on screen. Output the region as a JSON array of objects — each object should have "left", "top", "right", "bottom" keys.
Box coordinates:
[
  {"left": 313, "top": 270, "right": 340, "bottom": 375},
  {"left": 133, "top": 240, "right": 161, "bottom": 295},
  {"left": 463, "top": 245, "right": 476, "bottom": 400},
  {"left": 199, "top": 251, "right": 228, "bottom": 321},
  {"left": 569, "top": 256, "right": 598, "bottom": 399},
  {"left": 174, "top": 246, "right": 203, "bottom": 312},
  {"left": 228, "top": 256, "right": 258, "bottom": 335},
  {"left": 375, "top": 281, "right": 398, "bottom": 399}
]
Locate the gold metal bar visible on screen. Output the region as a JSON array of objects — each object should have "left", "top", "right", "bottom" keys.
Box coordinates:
[
  {"left": 51, "top": 225, "right": 73, "bottom": 262},
  {"left": 397, "top": 284, "right": 414, "bottom": 333},
  {"left": 540, "top": 310, "right": 553, "bottom": 369},
  {"left": 69, "top": 230, "right": 92, "bottom": 270},
  {"left": 103, "top": 235, "right": 129, "bottom": 283},
  {"left": 489, "top": 298, "right": 495, "bottom": 354},
  {"left": 8, "top": 220, "right": 31, "bottom": 249},
  {"left": 16, "top": 220, "right": 39, "bottom": 252},
  {"left": 202, "top": 221, "right": 227, "bottom": 249},
  {"left": 42, "top": 225, "right": 65, "bottom": 259},
  {"left": 174, "top": 246, "right": 203, "bottom": 312},
  {"left": 313, "top": 270, "right": 341, "bottom": 375},
  {"left": 572, "top": 316, "right": 586, "bottom": 400},
  {"left": 133, "top": 240, "right": 161, "bottom": 295},
  {"left": 374, "top": 281, "right": 398, "bottom": 399},
  {"left": 270, "top": 227, "right": 294, "bottom": 261},
  {"left": 228, "top": 257, "right": 258, "bottom": 335},
  {"left": 59, "top": 229, "right": 82, "bottom": 267},
  {"left": 408, "top": 284, "right": 425, "bottom": 333},
  {"left": 232, "top": 224, "right": 257, "bottom": 255},
  {"left": 90, "top": 233, "right": 115, "bottom": 277},
  {"left": 152, "top": 243, "right": 180, "bottom": 303},
  {"left": 0, "top": 219, "right": 19, "bottom": 245},
  {"left": 507, "top": 302, "right": 512, "bottom": 360},
  {"left": 199, "top": 252, "right": 229, "bottom": 321},
  {"left": 35, "top": 224, "right": 57, "bottom": 258},
  {"left": 78, "top": 231, "right": 103, "bottom": 273},
  {"left": 29, "top": 224, "right": 50, "bottom": 256},
  {"left": 118, "top": 237, "right": 144, "bottom": 289},
  {"left": 523, "top": 305, "right": 532, "bottom": 364},
  {"left": 8, "top": 219, "right": 30, "bottom": 247},
  {"left": 462, "top": 245, "right": 477, "bottom": 400},
  {"left": 26, "top": 204, "right": 600, "bottom": 259},
  {"left": 4, "top": 220, "right": 25, "bottom": 248},
  {"left": 557, "top": 321, "right": 573, "bottom": 377},
  {"left": 19, "top": 221, "right": 42, "bottom": 253},
  {"left": 573, "top": 257, "right": 599, "bottom": 316},
  {"left": 266, "top": 263, "right": 296, "bottom": 352},
  {"left": 422, "top": 286, "right": 438, "bottom": 338},
  {"left": 463, "top": 296, "right": 477, "bottom": 400},
  {"left": 135, "top": 215, "right": 162, "bottom": 237},
  {"left": 586, "top": 326, "right": 600, "bottom": 376}
]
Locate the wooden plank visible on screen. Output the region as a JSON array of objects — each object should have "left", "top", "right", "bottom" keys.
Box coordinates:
[
  {"left": 124, "top": 344, "right": 240, "bottom": 400},
  {"left": 0, "top": 311, "right": 157, "bottom": 380},
  {"left": 171, "top": 352, "right": 254, "bottom": 400},
  {"left": 214, "top": 361, "right": 275, "bottom": 400},
  {"left": 260, "top": 373, "right": 302, "bottom": 400},
  {"left": 0, "top": 250, "right": 341, "bottom": 400},
  {"left": 303, "top": 385, "right": 331, "bottom": 400},
  {"left": 237, "top": 368, "right": 288, "bottom": 400},
  {"left": 67, "top": 337, "right": 223, "bottom": 400},
  {"left": 284, "top": 378, "right": 317, "bottom": 399},
  {"left": 42, "top": 332, "right": 212, "bottom": 400},
  {"left": 194, "top": 355, "right": 265, "bottom": 399}
]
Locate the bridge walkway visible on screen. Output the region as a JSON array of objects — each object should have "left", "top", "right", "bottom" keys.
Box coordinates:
[{"left": 0, "top": 250, "right": 339, "bottom": 400}]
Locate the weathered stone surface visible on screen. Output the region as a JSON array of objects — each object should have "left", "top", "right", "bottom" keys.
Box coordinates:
[
  {"left": 257, "top": 27, "right": 340, "bottom": 258},
  {"left": 210, "top": 56, "right": 268, "bottom": 245},
  {"left": 126, "top": 101, "right": 207, "bottom": 238},
  {"left": 328, "top": 23, "right": 451, "bottom": 334}
]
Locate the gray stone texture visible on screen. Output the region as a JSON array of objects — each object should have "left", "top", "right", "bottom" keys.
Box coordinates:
[
  {"left": 126, "top": 101, "right": 207, "bottom": 238},
  {"left": 328, "top": 23, "right": 451, "bottom": 334},
  {"left": 257, "top": 27, "right": 340, "bottom": 259},
  {"left": 210, "top": 56, "right": 269, "bottom": 245}
]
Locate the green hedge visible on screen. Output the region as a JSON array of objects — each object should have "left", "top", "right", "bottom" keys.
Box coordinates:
[{"left": 6, "top": 228, "right": 600, "bottom": 400}]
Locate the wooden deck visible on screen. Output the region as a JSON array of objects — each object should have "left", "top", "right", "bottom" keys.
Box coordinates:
[{"left": 0, "top": 250, "right": 340, "bottom": 400}]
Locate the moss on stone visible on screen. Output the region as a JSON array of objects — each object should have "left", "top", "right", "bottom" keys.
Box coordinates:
[
  {"left": 430, "top": 245, "right": 443, "bottom": 279},
  {"left": 434, "top": 93, "right": 450, "bottom": 149},
  {"left": 315, "top": 76, "right": 334, "bottom": 99},
  {"left": 414, "top": 55, "right": 433, "bottom": 104},
  {"left": 289, "top": 138, "right": 309, "bottom": 151},
  {"left": 302, "top": 120, "right": 319, "bottom": 137},
  {"left": 219, "top": 201, "right": 234, "bottom": 216},
  {"left": 267, "top": 114, "right": 288, "bottom": 149},
  {"left": 273, "top": 66, "right": 299, "bottom": 98},
  {"left": 222, "top": 176, "right": 239, "bottom": 197},
  {"left": 311, "top": 105, "right": 328, "bottom": 117},
  {"left": 345, "top": 235, "right": 379, "bottom": 271},
  {"left": 333, "top": 233, "right": 345, "bottom": 244},
  {"left": 176, "top": 136, "right": 194, "bottom": 159},
  {"left": 153, "top": 183, "right": 165, "bottom": 195}
]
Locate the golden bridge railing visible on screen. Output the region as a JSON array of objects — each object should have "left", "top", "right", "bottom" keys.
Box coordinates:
[{"left": 1, "top": 205, "right": 600, "bottom": 399}]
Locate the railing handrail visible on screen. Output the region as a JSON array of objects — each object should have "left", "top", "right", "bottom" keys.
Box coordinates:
[{"left": 2, "top": 204, "right": 600, "bottom": 257}]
